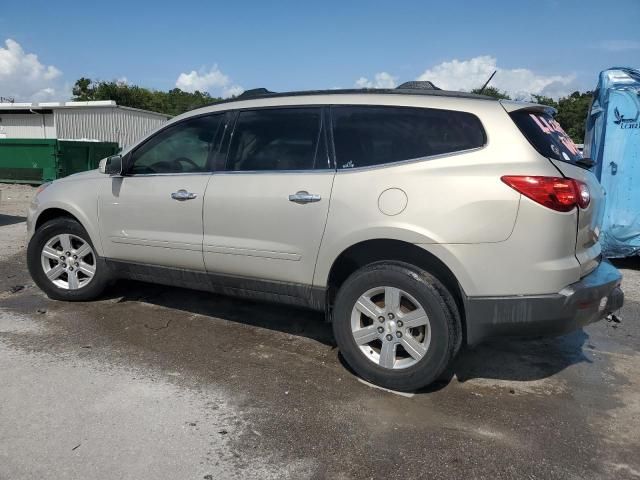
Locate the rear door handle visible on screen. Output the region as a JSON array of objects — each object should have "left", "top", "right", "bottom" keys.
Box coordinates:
[
  {"left": 171, "top": 189, "right": 198, "bottom": 201},
  {"left": 288, "top": 191, "right": 321, "bottom": 204}
]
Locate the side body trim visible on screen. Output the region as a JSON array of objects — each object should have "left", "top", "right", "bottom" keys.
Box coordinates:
[
  {"left": 105, "top": 259, "right": 326, "bottom": 311},
  {"left": 110, "top": 236, "right": 203, "bottom": 252},
  {"left": 202, "top": 245, "right": 301, "bottom": 261}
]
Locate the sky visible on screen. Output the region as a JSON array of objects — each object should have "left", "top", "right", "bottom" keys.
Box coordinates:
[{"left": 1, "top": 0, "right": 639, "bottom": 102}]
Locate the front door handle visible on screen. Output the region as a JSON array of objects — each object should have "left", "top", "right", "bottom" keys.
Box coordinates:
[
  {"left": 171, "top": 189, "right": 198, "bottom": 201},
  {"left": 289, "top": 191, "right": 321, "bottom": 204}
]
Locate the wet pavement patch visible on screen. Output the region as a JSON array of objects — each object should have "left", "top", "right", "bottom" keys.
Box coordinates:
[{"left": 0, "top": 212, "right": 639, "bottom": 478}]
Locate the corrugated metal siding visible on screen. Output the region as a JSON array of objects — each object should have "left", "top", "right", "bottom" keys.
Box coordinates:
[
  {"left": 54, "top": 107, "right": 168, "bottom": 148},
  {"left": 0, "top": 113, "right": 56, "bottom": 139},
  {"left": 115, "top": 108, "right": 168, "bottom": 147}
]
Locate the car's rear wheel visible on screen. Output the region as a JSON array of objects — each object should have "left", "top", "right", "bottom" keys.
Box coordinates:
[
  {"left": 332, "top": 261, "right": 460, "bottom": 392},
  {"left": 27, "top": 217, "right": 110, "bottom": 301}
]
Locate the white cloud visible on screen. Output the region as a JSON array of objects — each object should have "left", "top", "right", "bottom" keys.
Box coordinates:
[
  {"left": 175, "top": 65, "right": 243, "bottom": 98},
  {"left": 355, "top": 71, "right": 397, "bottom": 89},
  {"left": 417, "top": 55, "right": 577, "bottom": 99},
  {"left": 223, "top": 85, "right": 244, "bottom": 98},
  {"left": 0, "top": 38, "right": 64, "bottom": 101},
  {"left": 598, "top": 40, "right": 640, "bottom": 52}
]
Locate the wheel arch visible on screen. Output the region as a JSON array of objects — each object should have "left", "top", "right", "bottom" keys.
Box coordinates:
[
  {"left": 324, "top": 238, "right": 468, "bottom": 341},
  {"left": 33, "top": 205, "right": 104, "bottom": 255},
  {"left": 35, "top": 207, "right": 80, "bottom": 230}
]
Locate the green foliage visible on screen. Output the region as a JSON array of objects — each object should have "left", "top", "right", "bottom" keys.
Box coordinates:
[
  {"left": 532, "top": 91, "right": 594, "bottom": 142},
  {"left": 471, "top": 86, "right": 511, "bottom": 99},
  {"left": 468, "top": 87, "right": 593, "bottom": 142},
  {"left": 530, "top": 94, "right": 556, "bottom": 108},
  {"left": 556, "top": 92, "right": 593, "bottom": 144},
  {"left": 72, "top": 77, "right": 93, "bottom": 100},
  {"left": 72, "top": 77, "right": 593, "bottom": 142},
  {"left": 71, "top": 78, "right": 224, "bottom": 116}
]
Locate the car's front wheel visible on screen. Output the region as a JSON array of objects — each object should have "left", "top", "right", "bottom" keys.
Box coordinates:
[
  {"left": 332, "top": 261, "right": 461, "bottom": 392},
  {"left": 27, "top": 217, "right": 110, "bottom": 301}
]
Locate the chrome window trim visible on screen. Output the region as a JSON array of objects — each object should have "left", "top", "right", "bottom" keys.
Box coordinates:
[
  {"left": 334, "top": 145, "right": 487, "bottom": 173},
  {"left": 212, "top": 169, "right": 335, "bottom": 175},
  {"left": 126, "top": 169, "right": 336, "bottom": 177},
  {"left": 125, "top": 172, "right": 215, "bottom": 178},
  {"left": 123, "top": 149, "right": 486, "bottom": 176}
]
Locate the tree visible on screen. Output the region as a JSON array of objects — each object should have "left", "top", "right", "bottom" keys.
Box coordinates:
[
  {"left": 471, "top": 86, "right": 511, "bottom": 99},
  {"left": 555, "top": 91, "right": 593, "bottom": 143},
  {"left": 468, "top": 86, "right": 591, "bottom": 142},
  {"left": 72, "top": 77, "right": 94, "bottom": 101},
  {"left": 71, "top": 78, "right": 224, "bottom": 116},
  {"left": 72, "top": 77, "right": 592, "bottom": 141},
  {"left": 533, "top": 91, "right": 593, "bottom": 143}
]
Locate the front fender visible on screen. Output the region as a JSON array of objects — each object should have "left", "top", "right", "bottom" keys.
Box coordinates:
[{"left": 28, "top": 180, "right": 104, "bottom": 256}]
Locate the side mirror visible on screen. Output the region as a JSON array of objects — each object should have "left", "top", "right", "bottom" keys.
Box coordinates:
[{"left": 99, "top": 155, "right": 123, "bottom": 175}]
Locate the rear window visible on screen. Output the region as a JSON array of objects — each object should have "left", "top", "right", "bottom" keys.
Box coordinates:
[
  {"left": 510, "top": 111, "right": 582, "bottom": 164},
  {"left": 332, "top": 106, "right": 486, "bottom": 169}
]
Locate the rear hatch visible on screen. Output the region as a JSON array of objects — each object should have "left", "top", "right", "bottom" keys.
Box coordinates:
[{"left": 506, "top": 103, "right": 605, "bottom": 277}]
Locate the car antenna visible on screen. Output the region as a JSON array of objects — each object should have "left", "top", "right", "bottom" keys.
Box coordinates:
[{"left": 477, "top": 70, "right": 497, "bottom": 95}]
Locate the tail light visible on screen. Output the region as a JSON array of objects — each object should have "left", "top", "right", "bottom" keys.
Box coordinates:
[
  {"left": 574, "top": 180, "right": 591, "bottom": 209},
  {"left": 501, "top": 176, "right": 590, "bottom": 212}
]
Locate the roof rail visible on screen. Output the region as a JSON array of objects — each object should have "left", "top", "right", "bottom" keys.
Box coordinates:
[
  {"left": 396, "top": 81, "right": 440, "bottom": 91},
  {"left": 237, "top": 88, "right": 276, "bottom": 99},
  {"left": 192, "top": 85, "right": 496, "bottom": 112}
]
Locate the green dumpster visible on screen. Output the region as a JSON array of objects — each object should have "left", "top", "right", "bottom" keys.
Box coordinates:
[
  {"left": 0, "top": 139, "right": 119, "bottom": 184},
  {"left": 57, "top": 140, "right": 120, "bottom": 179},
  {"left": 0, "top": 139, "right": 57, "bottom": 184}
]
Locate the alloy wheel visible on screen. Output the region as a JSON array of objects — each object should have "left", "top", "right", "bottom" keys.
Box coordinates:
[
  {"left": 350, "top": 286, "right": 431, "bottom": 370},
  {"left": 40, "top": 234, "right": 96, "bottom": 290}
]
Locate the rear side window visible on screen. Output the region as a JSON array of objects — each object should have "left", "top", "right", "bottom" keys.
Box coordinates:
[
  {"left": 227, "top": 108, "right": 322, "bottom": 171},
  {"left": 332, "top": 106, "right": 486, "bottom": 169},
  {"left": 510, "top": 111, "right": 582, "bottom": 164}
]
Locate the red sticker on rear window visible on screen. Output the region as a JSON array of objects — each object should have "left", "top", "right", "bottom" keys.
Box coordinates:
[{"left": 529, "top": 113, "right": 580, "bottom": 156}]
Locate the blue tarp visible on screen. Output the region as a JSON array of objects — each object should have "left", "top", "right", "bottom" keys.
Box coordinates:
[{"left": 585, "top": 67, "right": 640, "bottom": 257}]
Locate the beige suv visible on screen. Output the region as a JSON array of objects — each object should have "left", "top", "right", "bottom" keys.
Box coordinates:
[{"left": 26, "top": 84, "right": 624, "bottom": 391}]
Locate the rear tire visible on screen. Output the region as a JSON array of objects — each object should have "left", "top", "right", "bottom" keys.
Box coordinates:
[
  {"left": 332, "top": 261, "right": 461, "bottom": 392},
  {"left": 27, "top": 218, "right": 110, "bottom": 301}
]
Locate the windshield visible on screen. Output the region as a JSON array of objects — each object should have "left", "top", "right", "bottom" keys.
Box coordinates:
[{"left": 510, "top": 110, "right": 583, "bottom": 164}]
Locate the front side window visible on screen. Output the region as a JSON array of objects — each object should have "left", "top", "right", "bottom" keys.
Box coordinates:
[
  {"left": 128, "top": 114, "right": 222, "bottom": 174},
  {"left": 332, "top": 106, "right": 486, "bottom": 169},
  {"left": 226, "top": 108, "right": 322, "bottom": 171}
]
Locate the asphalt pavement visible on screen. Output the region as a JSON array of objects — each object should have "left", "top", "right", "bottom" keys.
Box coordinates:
[{"left": 1, "top": 183, "right": 638, "bottom": 479}]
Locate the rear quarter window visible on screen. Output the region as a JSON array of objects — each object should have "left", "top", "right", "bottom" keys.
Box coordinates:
[
  {"left": 332, "top": 106, "right": 486, "bottom": 169},
  {"left": 510, "top": 110, "right": 582, "bottom": 164}
]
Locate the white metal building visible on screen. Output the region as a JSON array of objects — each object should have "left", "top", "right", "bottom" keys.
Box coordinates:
[{"left": 0, "top": 101, "right": 170, "bottom": 147}]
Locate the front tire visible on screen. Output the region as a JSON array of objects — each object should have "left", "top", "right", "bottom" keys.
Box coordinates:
[
  {"left": 27, "top": 218, "right": 110, "bottom": 301},
  {"left": 332, "top": 261, "right": 461, "bottom": 392}
]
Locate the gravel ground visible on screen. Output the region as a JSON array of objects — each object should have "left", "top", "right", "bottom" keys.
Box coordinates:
[
  {"left": 0, "top": 183, "right": 638, "bottom": 479},
  {"left": 0, "top": 183, "right": 31, "bottom": 261}
]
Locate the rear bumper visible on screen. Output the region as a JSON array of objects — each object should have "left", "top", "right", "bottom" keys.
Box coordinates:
[{"left": 465, "top": 260, "right": 624, "bottom": 345}]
